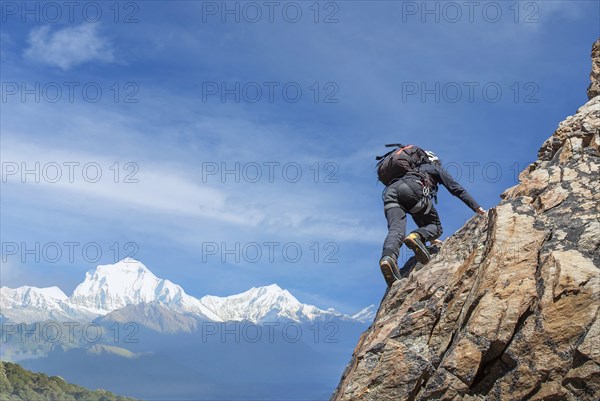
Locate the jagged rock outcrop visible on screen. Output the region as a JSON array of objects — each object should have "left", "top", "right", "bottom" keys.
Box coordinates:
[
  {"left": 588, "top": 40, "right": 600, "bottom": 100},
  {"left": 331, "top": 40, "right": 600, "bottom": 401}
]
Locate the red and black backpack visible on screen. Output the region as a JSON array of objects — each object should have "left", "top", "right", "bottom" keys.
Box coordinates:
[{"left": 376, "top": 144, "right": 430, "bottom": 186}]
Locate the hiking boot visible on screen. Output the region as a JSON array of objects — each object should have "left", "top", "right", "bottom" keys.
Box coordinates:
[
  {"left": 404, "top": 233, "right": 431, "bottom": 264},
  {"left": 379, "top": 255, "right": 401, "bottom": 286}
]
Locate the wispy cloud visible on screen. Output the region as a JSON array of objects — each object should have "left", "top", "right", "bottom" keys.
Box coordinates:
[
  {"left": 2, "top": 137, "right": 381, "bottom": 244},
  {"left": 23, "top": 23, "right": 114, "bottom": 70}
]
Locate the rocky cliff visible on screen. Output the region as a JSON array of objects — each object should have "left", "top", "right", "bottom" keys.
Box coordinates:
[{"left": 331, "top": 40, "right": 600, "bottom": 401}]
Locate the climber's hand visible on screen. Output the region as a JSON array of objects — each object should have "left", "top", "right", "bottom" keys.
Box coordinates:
[{"left": 476, "top": 207, "right": 486, "bottom": 215}]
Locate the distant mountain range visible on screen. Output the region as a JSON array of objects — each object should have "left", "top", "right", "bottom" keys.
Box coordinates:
[
  {"left": 0, "top": 258, "right": 375, "bottom": 400},
  {"left": 1, "top": 258, "right": 374, "bottom": 325}
]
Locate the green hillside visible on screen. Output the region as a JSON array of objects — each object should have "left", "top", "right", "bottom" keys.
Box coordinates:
[{"left": 0, "top": 361, "right": 139, "bottom": 401}]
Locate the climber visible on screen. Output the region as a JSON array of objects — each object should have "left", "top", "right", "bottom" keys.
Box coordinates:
[{"left": 376, "top": 145, "right": 485, "bottom": 286}]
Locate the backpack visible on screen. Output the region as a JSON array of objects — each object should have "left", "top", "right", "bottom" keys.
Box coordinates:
[{"left": 376, "top": 144, "right": 430, "bottom": 186}]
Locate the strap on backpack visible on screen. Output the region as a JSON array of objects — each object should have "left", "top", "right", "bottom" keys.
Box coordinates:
[
  {"left": 406, "top": 171, "right": 434, "bottom": 198},
  {"left": 375, "top": 144, "right": 407, "bottom": 161},
  {"left": 375, "top": 149, "right": 395, "bottom": 161}
]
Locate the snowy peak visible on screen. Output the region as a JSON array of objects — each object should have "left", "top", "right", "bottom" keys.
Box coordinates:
[
  {"left": 70, "top": 258, "right": 178, "bottom": 310},
  {"left": 0, "top": 286, "right": 68, "bottom": 309},
  {"left": 199, "top": 284, "right": 341, "bottom": 323},
  {"left": 68, "top": 258, "right": 222, "bottom": 321},
  {"left": 351, "top": 305, "right": 376, "bottom": 323},
  {"left": 234, "top": 284, "right": 302, "bottom": 306},
  {"left": 0, "top": 286, "right": 93, "bottom": 324},
  {"left": 81, "top": 258, "right": 158, "bottom": 289}
]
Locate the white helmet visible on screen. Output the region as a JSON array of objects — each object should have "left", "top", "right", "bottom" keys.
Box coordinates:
[{"left": 425, "top": 150, "right": 439, "bottom": 163}]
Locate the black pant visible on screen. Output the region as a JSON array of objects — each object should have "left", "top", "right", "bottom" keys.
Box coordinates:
[{"left": 381, "top": 180, "right": 443, "bottom": 260}]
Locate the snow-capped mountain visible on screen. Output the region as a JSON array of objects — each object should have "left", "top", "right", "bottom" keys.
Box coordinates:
[
  {"left": 69, "top": 258, "right": 222, "bottom": 321},
  {"left": 0, "top": 258, "right": 373, "bottom": 326},
  {"left": 1, "top": 286, "right": 67, "bottom": 309},
  {"left": 199, "top": 284, "right": 344, "bottom": 323},
  {"left": 350, "top": 305, "right": 376, "bottom": 323},
  {"left": 0, "top": 286, "right": 95, "bottom": 323}
]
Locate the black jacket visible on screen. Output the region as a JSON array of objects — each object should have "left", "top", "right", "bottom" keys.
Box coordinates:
[{"left": 416, "top": 163, "right": 481, "bottom": 212}]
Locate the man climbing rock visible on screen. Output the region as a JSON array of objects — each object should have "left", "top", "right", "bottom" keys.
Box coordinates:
[{"left": 376, "top": 145, "right": 485, "bottom": 286}]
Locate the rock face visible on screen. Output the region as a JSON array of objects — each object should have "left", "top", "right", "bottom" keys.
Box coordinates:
[
  {"left": 331, "top": 40, "right": 600, "bottom": 401},
  {"left": 589, "top": 40, "right": 600, "bottom": 100}
]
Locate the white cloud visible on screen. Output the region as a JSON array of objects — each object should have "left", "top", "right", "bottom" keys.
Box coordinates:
[
  {"left": 1, "top": 138, "right": 381, "bottom": 244},
  {"left": 24, "top": 23, "right": 114, "bottom": 70}
]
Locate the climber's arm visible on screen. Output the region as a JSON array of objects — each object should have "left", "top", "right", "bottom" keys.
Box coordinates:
[{"left": 435, "top": 166, "right": 483, "bottom": 213}]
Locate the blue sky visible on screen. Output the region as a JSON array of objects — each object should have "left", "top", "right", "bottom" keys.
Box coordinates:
[{"left": 1, "top": 0, "right": 599, "bottom": 314}]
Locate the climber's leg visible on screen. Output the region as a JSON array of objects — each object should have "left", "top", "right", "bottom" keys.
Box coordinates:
[
  {"left": 411, "top": 204, "right": 443, "bottom": 243},
  {"left": 404, "top": 205, "right": 442, "bottom": 264},
  {"left": 381, "top": 207, "right": 407, "bottom": 261}
]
